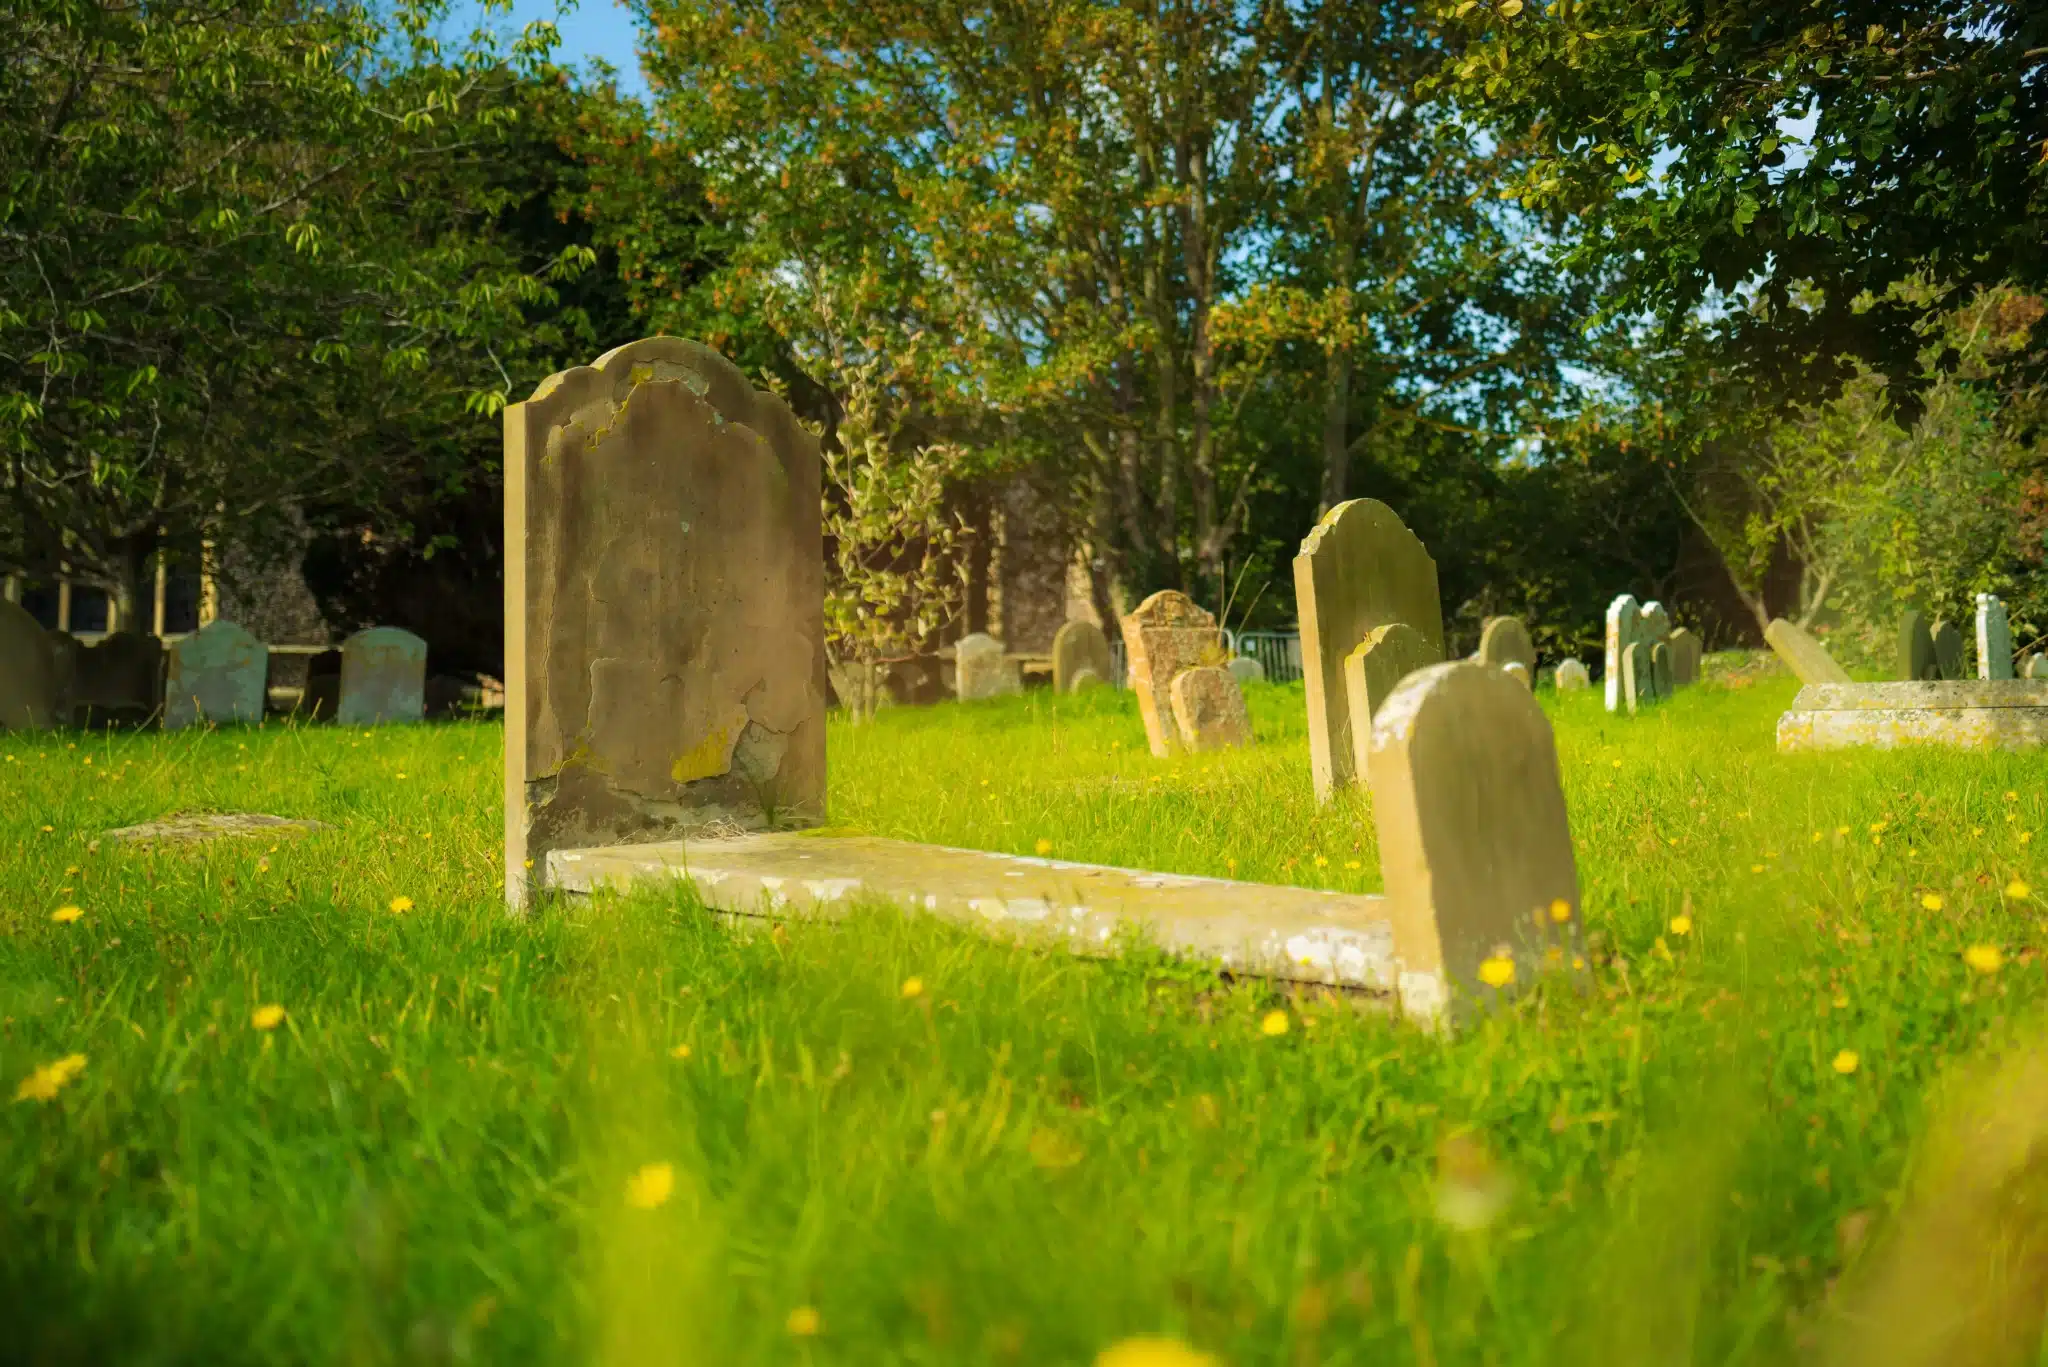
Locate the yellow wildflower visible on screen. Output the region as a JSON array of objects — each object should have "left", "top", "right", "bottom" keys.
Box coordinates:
[
  {"left": 1669, "top": 915, "right": 1693, "bottom": 936},
  {"left": 1478, "top": 955, "right": 1516, "bottom": 988},
  {"left": 1751, "top": 864, "right": 1766, "bottom": 873},
  {"left": 1835, "top": 825, "right": 1850, "bottom": 837},
  {"left": 251, "top": 1004, "right": 285, "bottom": 1031},
  {"left": 2006, "top": 791, "right": 2020, "bottom": 802},
  {"left": 1549, "top": 898, "right": 1572, "bottom": 922},
  {"left": 1964, "top": 945, "right": 2004, "bottom": 975},
  {"left": 1313, "top": 855, "right": 1328, "bottom": 868},
  {"left": 624, "top": 1162, "right": 674, "bottom": 1210},
  {"left": 1260, "top": 1010, "right": 1290, "bottom": 1037},
  {"left": 2006, "top": 879, "right": 2031, "bottom": 900},
  {"left": 388, "top": 895, "right": 414, "bottom": 914},
  {"left": 1833, "top": 1050, "right": 1860, "bottom": 1076},
  {"left": 1095, "top": 1337, "right": 1221, "bottom": 1367},
  {"left": 1920, "top": 893, "right": 1945, "bottom": 912},
  {"left": 900, "top": 976, "right": 924, "bottom": 1000},
  {"left": 1035, "top": 838, "right": 1053, "bottom": 856},
  {"left": 14, "top": 1053, "right": 87, "bottom": 1103},
  {"left": 50, "top": 905, "right": 82, "bottom": 924},
  {"left": 786, "top": 1306, "right": 822, "bottom": 1337},
  {"left": 670, "top": 1044, "right": 692, "bottom": 1060}
]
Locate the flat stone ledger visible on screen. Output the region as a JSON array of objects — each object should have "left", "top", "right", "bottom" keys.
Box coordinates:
[
  {"left": 337, "top": 626, "right": 427, "bottom": 725},
  {"left": 165, "top": 621, "right": 265, "bottom": 728},
  {"left": 548, "top": 832, "right": 1408, "bottom": 1008},
  {"left": 503, "top": 337, "right": 826, "bottom": 909},
  {"left": 1168, "top": 665, "right": 1252, "bottom": 751},
  {"left": 1765, "top": 618, "right": 1854, "bottom": 687},
  {"left": 0, "top": 598, "right": 58, "bottom": 729},
  {"left": 1051, "top": 620, "right": 1114, "bottom": 693},
  {"left": 1294, "top": 499, "right": 1445, "bottom": 801},
  {"left": 1118, "top": 590, "right": 1228, "bottom": 758},
  {"left": 1777, "top": 681, "right": 2048, "bottom": 753}
]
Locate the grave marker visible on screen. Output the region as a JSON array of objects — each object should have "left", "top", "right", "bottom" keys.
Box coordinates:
[
  {"left": 165, "top": 621, "right": 266, "bottom": 728},
  {"left": 1477, "top": 616, "right": 1536, "bottom": 687},
  {"left": 69, "top": 630, "right": 163, "bottom": 725},
  {"left": 1118, "top": 590, "right": 1228, "bottom": 758},
  {"left": 1294, "top": 499, "right": 1444, "bottom": 800},
  {"left": 1068, "top": 667, "right": 1106, "bottom": 691},
  {"left": 1226, "top": 655, "right": 1265, "bottom": 686},
  {"left": 1932, "top": 620, "right": 1965, "bottom": 681},
  {"left": 1553, "top": 658, "right": 1591, "bottom": 692},
  {"left": 1651, "top": 640, "right": 1675, "bottom": 699},
  {"left": 1051, "top": 620, "right": 1114, "bottom": 694},
  {"left": 0, "top": 598, "right": 58, "bottom": 729},
  {"left": 338, "top": 627, "right": 428, "bottom": 725},
  {"left": 1623, "top": 640, "right": 1656, "bottom": 713},
  {"left": 955, "top": 632, "right": 1022, "bottom": 700},
  {"left": 1169, "top": 665, "right": 1253, "bottom": 751},
  {"left": 1976, "top": 594, "right": 2014, "bottom": 680},
  {"left": 503, "top": 337, "right": 826, "bottom": 909},
  {"left": 1764, "top": 618, "right": 1853, "bottom": 686},
  {"left": 1668, "top": 628, "right": 1703, "bottom": 687},
  {"left": 1900, "top": 610, "right": 1937, "bottom": 681},
  {"left": 1603, "top": 595, "right": 1641, "bottom": 713},
  {"left": 1342, "top": 622, "right": 1440, "bottom": 781}
]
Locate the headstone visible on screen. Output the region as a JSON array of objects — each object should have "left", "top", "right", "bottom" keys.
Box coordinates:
[
  {"left": 2028, "top": 654, "right": 2048, "bottom": 682},
  {"left": 337, "top": 627, "right": 428, "bottom": 725},
  {"left": 1226, "top": 655, "right": 1265, "bottom": 686},
  {"left": 1668, "top": 628, "right": 1703, "bottom": 687},
  {"left": 1553, "top": 657, "right": 1590, "bottom": 692},
  {"left": 502, "top": 337, "right": 826, "bottom": 909},
  {"left": 0, "top": 598, "right": 59, "bottom": 729},
  {"left": 1603, "top": 595, "right": 1641, "bottom": 714},
  {"left": 1975, "top": 594, "right": 2014, "bottom": 681},
  {"left": 1900, "top": 610, "right": 1937, "bottom": 682},
  {"left": 1764, "top": 618, "right": 1853, "bottom": 686},
  {"left": 1476, "top": 616, "right": 1536, "bottom": 686},
  {"left": 1293, "top": 499, "right": 1445, "bottom": 800},
  {"left": 1067, "top": 666, "right": 1105, "bottom": 691},
  {"left": 69, "top": 630, "right": 163, "bottom": 725},
  {"left": 46, "top": 630, "right": 78, "bottom": 711},
  {"left": 1366, "top": 661, "right": 1581, "bottom": 1022},
  {"left": 1051, "top": 620, "right": 1114, "bottom": 694},
  {"left": 1118, "top": 590, "right": 1229, "bottom": 758},
  {"left": 1931, "top": 620, "right": 1965, "bottom": 681},
  {"left": 1639, "top": 602, "right": 1672, "bottom": 648},
  {"left": 1168, "top": 665, "right": 1253, "bottom": 752},
  {"left": 1651, "top": 640, "right": 1674, "bottom": 699},
  {"left": 1623, "top": 640, "right": 1655, "bottom": 713},
  {"left": 1342, "top": 622, "right": 1439, "bottom": 780},
  {"left": 165, "top": 621, "right": 266, "bottom": 728},
  {"left": 954, "top": 632, "right": 1022, "bottom": 700}
]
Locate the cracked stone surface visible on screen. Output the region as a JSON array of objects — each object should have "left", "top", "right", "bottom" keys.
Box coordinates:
[
  {"left": 503, "top": 338, "right": 825, "bottom": 908},
  {"left": 1117, "top": 590, "right": 1229, "bottom": 758},
  {"left": 1778, "top": 681, "right": 2048, "bottom": 752},
  {"left": 108, "top": 812, "right": 329, "bottom": 845}
]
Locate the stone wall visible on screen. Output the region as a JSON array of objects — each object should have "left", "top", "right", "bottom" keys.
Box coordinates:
[{"left": 988, "top": 472, "right": 1071, "bottom": 654}]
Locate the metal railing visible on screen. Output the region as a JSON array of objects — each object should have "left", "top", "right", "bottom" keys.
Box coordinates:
[{"left": 1226, "top": 629, "right": 1303, "bottom": 684}]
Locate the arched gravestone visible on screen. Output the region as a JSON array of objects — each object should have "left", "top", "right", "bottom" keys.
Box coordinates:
[
  {"left": 1051, "top": 620, "right": 1114, "bottom": 694},
  {"left": 1118, "top": 590, "right": 1229, "bottom": 758},
  {"left": 1294, "top": 499, "right": 1444, "bottom": 801},
  {"left": 1342, "top": 622, "right": 1438, "bottom": 782},
  {"left": 165, "top": 621, "right": 265, "bottom": 728},
  {"left": 338, "top": 627, "right": 428, "bottom": 725},
  {"left": 502, "top": 337, "right": 826, "bottom": 910},
  {"left": 1477, "top": 616, "right": 1536, "bottom": 687},
  {"left": 1668, "top": 628, "right": 1703, "bottom": 687},
  {"left": 1603, "top": 595, "right": 1641, "bottom": 714},
  {"left": 955, "top": 632, "right": 1022, "bottom": 699},
  {"left": 0, "top": 598, "right": 58, "bottom": 729},
  {"left": 1553, "top": 658, "right": 1591, "bottom": 692},
  {"left": 1225, "top": 654, "right": 1264, "bottom": 686},
  {"left": 1168, "top": 665, "right": 1253, "bottom": 751}
]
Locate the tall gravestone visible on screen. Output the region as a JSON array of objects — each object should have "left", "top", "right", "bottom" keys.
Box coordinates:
[
  {"left": 1051, "top": 620, "right": 1114, "bottom": 694},
  {"left": 0, "top": 598, "right": 58, "bottom": 729},
  {"left": 1765, "top": 618, "right": 1853, "bottom": 686},
  {"left": 1976, "top": 594, "right": 2014, "bottom": 681},
  {"left": 1294, "top": 499, "right": 1444, "bottom": 801},
  {"left": 503, "top": 337, "right": 826, "bottom": 910},
  {"left": 165, "top": 621, "right": 266, "bottom": 728},
  {"left": 338, "top": 627, "right": 428, "bottom": 725},
  {"left": 1622, "top": 640, "right": 1656, "bottom": 714},
  {"left": 1477, "top": 616, "right": 1536, "bottom": 688},
  {"left": 1118, "top": 590, "right": 1228, "bottom": 758},
  {"left": 1931, "top": 620, "right": 1965, "bottom": 682},
  {"left": 1900, "top": 610, "right": 1937, "bottom": 682},
  {"left": 1168, "top": 665, "right": 1253, "bottom": 751},
  {"left": 1342, "top": 622, "right": 1439, "bottom": 781},
  {"left": 1651, "top": 640, "right": 1675, "bottom": 699},
  {"left": 1668, "top": 628, "right": 1703, "bottom": 687},
  {"left": 1603, "top": 595, "right": 1641, "bottom": 714},
  {"left": 954, "top": 632, "right": 1022, "bottom": 700}
]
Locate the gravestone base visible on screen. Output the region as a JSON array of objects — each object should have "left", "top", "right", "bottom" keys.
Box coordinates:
[{"left": 1777, "top": 682, "right": 2048, "bottom": 753}]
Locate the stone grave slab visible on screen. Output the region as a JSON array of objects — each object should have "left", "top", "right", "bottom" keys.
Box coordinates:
[
  {"left": 1294, "top": 499, "right": 1444, "bottom": 800},
  {"left": 165, "top": 621, "right": 265, "bottom": 728},
  {"left": 1668, "top": 628, "right": 1703, "bottom": 687},
  {"left": 1118, "top": 590, "right": 1228, "bottom": 758},
  {"left": 1765, "top": 618, "right": 1854, "bottom": 686},
  {"left": 1477, "top": 616, "right": 1536, "bottom": 686},
  {"left": 1051, "top": 620, "right": 1114, "bottom": 694},
  {"left": 503, "top": 337, "right": 827, "bottom": 909},
  {"left": 1976, "top": 594, "right": 2014, "bottom": 680},
  {"left": 0, "top": 598, "right": 58, "bottom": 729},
  {"left": 338, "top": 627, "right": 427, "bottom": 725},
  {"left": 1651, "top": 640, "right": 1675, "bottom": 698},
  {"left": 1343, "top": 622, "right": 1438, "bottom": 781},
  {"left": 1777, "top": 681, "right": 2048, "bottom": 753},
  {"left": 955, "top": 632, "right": 1022, "bottom": 700},
  {"left": 1168, "top": 665, "right": 1252, "bottom": 751},
  {"left": 1603, "top": 595, "right": 1641, "bottom": 713},
  {"left": 1226, "top": 655, "right": 1265, "bottom": 686},
  {"left": 107, "top": 812, "right": 331, "bottom": 845},
  {"left": 1622, "top": 639, "right": 1655, "bottom": 713},
  {"left": 1553, "top": 658, "right": 1590, "bottom": 692},
  {"left": 1900, "top": 611, "right": 1937, "bottom": 681},
  {"left": 1932, "top": 620, "right": 1965, "bottom": 681}
]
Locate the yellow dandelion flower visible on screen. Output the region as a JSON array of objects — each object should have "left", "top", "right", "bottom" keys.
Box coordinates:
[
  {"left": 1225, "top": 858, "right": 1238, "bottom": 875},
  {"left": 1346, "top": 859, "right": 1363, "bottom": 870},
  {"left": 2022, "top": 832, "right": 2034, "bottom": 845},
  {"left": 1035, "top": 838, "right": 1053, "bottom": 856},
  {"left": 1835, "top": 825, "right": 1850, "bottom": 837},
  {"left": 1611, "top": 760, "right": 1622, "bottom": 769},
  {"left": 14, "top": 1053, "right": 87, "bottom": 1103},
  {"left": 39, "top": 825, "right": 53, "bottom": 833},
  {"left": 388, "top": 896, "right": 414, "bottom": 914},
  {"left": 1095, "top": 1337, "right": 1221, "bottom": 1367},
  {"left": 2006, "top": 879, "right": 2031, "bottom": 900},
  {"left": 670, "top": 1044, "right": 692, "bottom": 1059},
  {"left": 1751, "top": 863, "right": 1766, "bottom": 873},
  {"left": 1549, "top": 898, "right": 1572, "bottom": 923},
  {"left": 1478, "top": 955, "right": 1516, "bottom": 988},
  {"left": 1313, "top": 855, "right": 1329, "bottom": 868},
  {"left": 900, "top": 976, "right": 924, "bottom": 1000},
  {"left": 394, "top": 771, "right": 407, "bottom": 780},
  {"left": 1260, "top": 1010, "right": 1290, "bottom": 1037},
  {"left": 1669, "top": 914, "right": 1693, "bottom": 936},
  {"left": 1832, "top": 993, "right": 1849, "bottom": 1009},
  {"left": 1920, "top": 893, "right": 1945, "bottom": 911},
  {"left": 1964, "top": 945, "right": 2004, "bottom": 974},
  {"left": 2006, "top": 791, "right": 2019, "bottom": 802},
  {"left": 1811, "top": 831, "right": 1824, "bottom": 843},
  {"left": 1869, "top": 821, "right": 1887, "bottom": 833},
  {"left": 1572, "top": 955, "right": 1586, "bottom": 970},
  {"left": 1833, "top": 1050, "right": 1860, "bottom": 1076},
  {"left": 624, "top": 1161, "right": 674, "bottom": 1210},
  {"left": 250, "top": 1004, "right": 285, "bottom": 1031},
  {"left": 50, "top": 905, "right": 83, "bottom": 924},
  {"left": 786, "top": 1306, "right": 822, "bottom": 1337}
]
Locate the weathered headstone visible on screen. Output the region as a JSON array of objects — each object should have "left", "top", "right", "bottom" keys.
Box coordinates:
[
  {"left": 1764, "top": 618, "right": 1854, "bottom": 686},
  {"left": 1477, "top": 616, "right": 1536, "bottom": 686},
  {"left": 1367, "top": 661, "right": 1581, "bottom": 1022},
  {"left": 1900, "top": 610, "right": 1937, "bottom": 682},
  {"left": 1226, "top": 655, "right": 1265, "bottom": 686},
  {"left": 2027, "top": 653, "right": 2048, "bottom": 681},
  {"left": 1651, "top": 640, "right": 1675, "bottom": 699},
  {"left": 1932, "top": 620, "right": 1965, "bottom": 682},
  {"left": 1553, "top": 657, "right": 1591, "bottom": 692},
  {"left": 1668, "top": 628, "right": 1703, "bottom": 687},
  {"left": 1168, "top": 665, "right": 1253, "bottom": 752},
  {"left": 1639, "top": 601, "right": 1672, "bottom": 648},
  {"left": 1342, "top": 621, "right": 1439, "bottom": 780},
  {"left": 337, "top": 627, "right": 428, "bottom": 725},
  {"left": 69, "top": 630, "right": 163, "bottom": 725},
  {"left": 0, "top": 598, "right": 58, "bottom": 729},
  {"left": 165, "top": 621, "right": 266, "bottom": 728},
  {"left": 503, "top": 336, "right": 826, "bottom": 909},
  {"left": 955, "top": 632, "right": 1022, "bottom": 700},
  {"left": 1294, "top": 499, "right": 1445, "bottom": 800},
  {"left": 1976, "top": 593, "right": 2014, "bottom": 681},
  {"left": 1603, "top": 595, "right": 1641, "bottom": 714},
  {"left": 1119, "top": 590, "right": 1229, "bottom": 758},
  {"left": 1067, "top": 666, "right": 1105, "bottom": 691},
  {"left": 1051, "top": 620, "right": 1114, "bottom": 694},
  {"left": 1622, "top": 640, "right": 1656, "bottom": 714}
]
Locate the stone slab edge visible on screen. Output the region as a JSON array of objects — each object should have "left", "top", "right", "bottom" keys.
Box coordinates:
[
  {"left": 1790, "top": 681, "right": 2048, "bottom": 711},
  {"left": 1778, "top": 706, "right": 2048, "bottom": 753}
]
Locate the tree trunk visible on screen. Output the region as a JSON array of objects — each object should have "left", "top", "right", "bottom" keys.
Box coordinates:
[{"left": 1320, "top": 344, "right": 1353, "bottom": 515}]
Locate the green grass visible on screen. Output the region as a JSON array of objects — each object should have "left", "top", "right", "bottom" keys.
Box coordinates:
[{"left": 6, "top": 677, "right": 2048, "bottom": 1366}]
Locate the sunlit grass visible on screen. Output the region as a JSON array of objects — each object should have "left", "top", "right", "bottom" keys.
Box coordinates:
[{"left": 5, "top": 675, "right": 2048, "bottom": 1364}]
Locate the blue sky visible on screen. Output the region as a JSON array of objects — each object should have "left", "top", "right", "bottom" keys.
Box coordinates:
[{"left": 449, "top": 0, "right": 652, "bottom": 102}]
